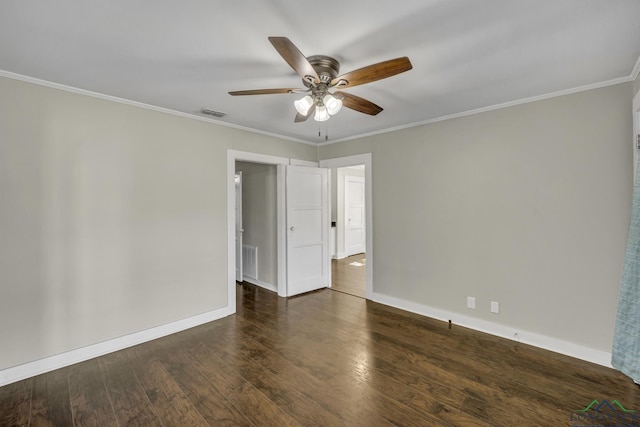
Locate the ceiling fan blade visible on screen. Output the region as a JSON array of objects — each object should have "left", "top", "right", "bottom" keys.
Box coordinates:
[
  {"left": 229, "top": 88, "right": 304, "bottom": 96},
  {"left": 295, "top": 104, "right": 316, "bottom": 122},
  {"left": 331, "top": 57, "right": 412, "bottom": 88},
  {"left": 269, "top": 37, "right": 320, "bottom": 84},
  {"left": 340, "top": 92, "right": 383, "bottom": 115}
]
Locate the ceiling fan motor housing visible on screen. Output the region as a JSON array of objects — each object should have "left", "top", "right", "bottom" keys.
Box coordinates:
[{"left": 304, "top": 55, "right": 340, "bottom": 86}]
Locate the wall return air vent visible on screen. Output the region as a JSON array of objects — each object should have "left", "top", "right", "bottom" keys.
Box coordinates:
[{"left": 200, "top": 108, "right": 227, "bottom": 118}]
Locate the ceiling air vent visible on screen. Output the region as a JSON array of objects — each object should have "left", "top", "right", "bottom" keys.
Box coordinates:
[{"left": 200, "top": 108, "right": 227, "bottom": 118}]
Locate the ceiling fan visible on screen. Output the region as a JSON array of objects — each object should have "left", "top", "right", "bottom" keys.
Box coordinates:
[{"left": 229, "top": 37, "right": 413, "bottom": 123}]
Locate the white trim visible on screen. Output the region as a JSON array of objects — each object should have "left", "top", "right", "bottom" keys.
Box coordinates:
[
  {"left": 372, "top": 292, "right": 612, "bottom": 368},
  {"left": 319, "top": 153, "right": 373, "bottom": 300},
  {"left": 0, "top": 69, "right": 315, "bottom": 146},
  {"left": 632, "top": 54, "right": 640, "bottom": 81},
  {"left": 319, "top": 76, "right": 633, "bottom": 146},
  {"left": 634, "top": 90, "right": 640, "bottom": 180},
  {"left": 276, "top": 165, "right": 287, "bottom": 297},
  {"left": 0, "top": 305, "right": 234, "bottom": 387},
  {"left": 242, "top": 278, "right": 278, "bottom": 293},
  {"left": 228, "top": 150, "right": 289, "bottom": 299},
  {"left": 289, "top": 159, "right": 319, "bottom": 167},
  {"left": 228, "top": 150, "right": 290, "bottom": 167}
]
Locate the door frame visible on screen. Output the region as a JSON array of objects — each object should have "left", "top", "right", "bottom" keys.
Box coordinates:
[
  {"left": 320, "top": 153, "right": 373, "bottom": 300},
  {"left": 634, "top": 88, "right": 640, "bottom": 180},
  {"left": 235, "top": 171, "right": 243, "bottom": 282},
  {"left": 227, "top": 150, "right": 289, "bottom": 308},
  {"left": 227, "top": 150, "right": 373, "bottom": 305}
]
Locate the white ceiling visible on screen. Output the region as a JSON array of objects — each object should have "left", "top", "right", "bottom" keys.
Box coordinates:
[{"left": 1, "top": 1, "right": 639, "bottom": 144}]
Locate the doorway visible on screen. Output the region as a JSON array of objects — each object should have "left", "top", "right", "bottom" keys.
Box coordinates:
[
  {"left": 320, "top": 153, "right": 373, "bottom": 300},
  {"left": 235, "top": 161, "right": 278, "bottom": 293},
  {"left": 330, "top": 165, "right": 366, "bottom": 298},
  {"left": 227, "top": 151, "right": 288, "bottom": 306},
  {"left": 227, "top": 150, "right": 373, "bottom": 310}
]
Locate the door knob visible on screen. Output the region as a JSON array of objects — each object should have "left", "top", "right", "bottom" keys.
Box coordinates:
[{"left": 290, "top": 226, "right": 296, "bottom": 232}]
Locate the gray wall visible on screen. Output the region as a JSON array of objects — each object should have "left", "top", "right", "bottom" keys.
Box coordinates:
[
  {"left": 319, "top": 82, "right": 633, "bottom": 352},
  {"left": 634, "top": 72, "right": 640, "bottom": 96},
  {"left": 0, "top": 76, "right": 316, "bottom": 371},
  {"left": 235, "top": 161, "right": 277, "bottom": 287}
]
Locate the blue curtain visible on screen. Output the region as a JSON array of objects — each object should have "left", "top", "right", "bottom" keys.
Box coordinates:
[{"left": 612, "top": 159, "right": 640, "bottom": 383}]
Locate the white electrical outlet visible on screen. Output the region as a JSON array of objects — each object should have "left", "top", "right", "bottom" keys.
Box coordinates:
[
  {"left": 467, "top": 296, "right": 476, "bottom": 309},
  {"left": 491, "top": 301, "right": 500, "bottom": 314}
]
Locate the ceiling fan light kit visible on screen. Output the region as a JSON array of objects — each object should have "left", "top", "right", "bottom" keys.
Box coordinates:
[
  {"left": 323, "top": 94, "right": 342, "bottom": 115},
  {"left": 294, "top": 95, "right": 314, "bottom": 115},
  {"left": 314, "top": 104, "right": 329, "bottom": 122},
  {"left": 229, "top": 37, "right": 412, "bottom": 124}
]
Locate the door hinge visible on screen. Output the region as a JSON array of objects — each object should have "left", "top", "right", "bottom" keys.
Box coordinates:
[{"left": 637, "top": 134, "right": 640, "bottom": 150}]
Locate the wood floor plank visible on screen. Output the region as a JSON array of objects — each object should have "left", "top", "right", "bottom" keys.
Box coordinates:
[
  {"left": 185, "top": 341, "right": 301, "bottom": 427},
  {"left": 242, "top": 293, "right": 479, "bottom": 425},
  {"left": 159, "top": 346, "right": 253, "bottom": 426},
  {"left": 129, "top": 355, "right": 210, "bottom": 426},
  {"left": 30, "top": 368, "right": 73, "bottom": 427},
  {"left": 203, "top": 325, "right": 347, "bottom": 426},
  {"left": 220, "top": 302, "right": 435, "bottom": 425},
  {"left": 0, "top": 378, "right": 32, "bottom": 427},
  {"left": 271, "top": 291, "right": 486, "bottom": 412},
  {"left": 199, "top": 321, "right": 397, "bottom": 426},
  {"left": 231, "top": 314, "right": 345, "bottom": 382},
  {"left": 68, "top": 359, "right": 118, "bottom": 427},
  {"left": 97, "top": 352, "right": 163, "bottom": 426}
]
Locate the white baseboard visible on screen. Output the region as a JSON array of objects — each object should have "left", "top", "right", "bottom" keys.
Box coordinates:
[
  {"left": 1, "top": 293, "right": 613, "bottom": 388},
  {"left": 242, "top": 278, "right": 277, "bottom": 293},
  {"left": 371, "top": 292, "right": 612, "bottom": 368},
  {"left": 0, "top": 304, "right": 235, "bottom": 387}
]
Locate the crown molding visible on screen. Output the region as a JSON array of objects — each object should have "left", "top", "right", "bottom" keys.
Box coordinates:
[
  {"left": 0, "top": 69, "right": 316, "bottom": 146},
  {"left": 319, "top": 75, "right": 634, "bottom": 146},
  {"left": 2, "top": 67, "right": 636, "bottom": 148}
]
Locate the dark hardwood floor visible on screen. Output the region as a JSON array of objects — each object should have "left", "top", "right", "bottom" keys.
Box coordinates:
[
  {"left": 331, "top": 253, "right": 366, "bottom": 298},
  {"left": 1, "top": 282, "right": 639, "bottom": 426}
]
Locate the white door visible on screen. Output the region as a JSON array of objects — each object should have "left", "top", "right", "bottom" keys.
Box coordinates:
[
  {"left": 235, "top": 172, "right": 243, "bottom": 282},
  {"left": 345, "top": 175, "right": 366, "bottom": 256},
  {"left": 286, "top": 165, "right": 330, "bottom": 296}
]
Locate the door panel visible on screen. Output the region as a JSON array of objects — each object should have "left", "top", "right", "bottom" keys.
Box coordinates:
[
  {"left": 345, "top": 176, "right": 366, "bottom": 256},
  {"left": 290, "top": 245, "right": 323, "bottom": 277},
  {"left": 291, "top": 210, "right": 323, "bottom": 243},
  {"left": 286, "top": 165, "right": 329, "bottom": 296}
]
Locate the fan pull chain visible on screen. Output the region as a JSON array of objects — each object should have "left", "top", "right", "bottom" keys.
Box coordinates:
[{"left": 317, "top": 125, "right": 330, "bottom": 141}]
